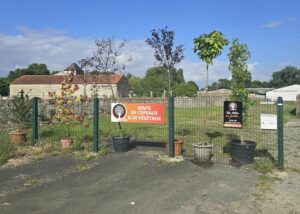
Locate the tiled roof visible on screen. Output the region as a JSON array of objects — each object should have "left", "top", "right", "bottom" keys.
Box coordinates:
[
  {"left": 64, "top": 63, "right": 84, "bottom": 74},
  {"left": 11, "top": 74, "right": 125, "bottom": 85}
]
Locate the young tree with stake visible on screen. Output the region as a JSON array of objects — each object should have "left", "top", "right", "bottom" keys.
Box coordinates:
[
  {"left": 193, "top": 31, "right": 229, "bottom": 91},
  {"left": 79, "top": 37, "right": 130, "bottom": 98},
  {"left": 228, "top": 38, "right": 252, "bottom": 124},
  {"left": 146, "top": 26, "right": 184, "bottom": 95}
]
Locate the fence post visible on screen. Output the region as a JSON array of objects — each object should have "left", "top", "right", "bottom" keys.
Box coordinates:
[
  {"left": 93, "top": 97, "right": 99, "bottom": 153},
  {"left": 277, "top": 96, "right": 284, "bottom": 170},
  {"left": 168, "top": 96, "right": 174, "bottom": 158},
  {"left": 32, "top": 97, "right": 38, "bottom": 145}
]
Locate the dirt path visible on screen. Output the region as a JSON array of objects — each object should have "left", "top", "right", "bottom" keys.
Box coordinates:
[
  {"left": 254, "top": 119, "right": 300, "bottom": 213},
  {"left": 0, "top": 153, "right": 257, "bottom": 214},
  {"left": 225, "top": 118, "right": 300, "bottom": 214}
]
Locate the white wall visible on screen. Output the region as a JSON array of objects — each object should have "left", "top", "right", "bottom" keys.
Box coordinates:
[
  {"left": 266, "top": 90, "right": 300, "bottom": 101},
  {"left": 10, "top": 84, "right": 119, "bottom": 99}
]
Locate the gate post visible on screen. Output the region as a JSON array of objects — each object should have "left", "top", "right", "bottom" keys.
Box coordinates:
[
  {"left": 32, "top": 97, "right": 38, "bottom": 145},
  {"left": 277, "top": 96, "right": 284, "bottom": 170},
  {"left": 168, "top": 96, "right": 174, "bottom": 158},
  {"left": 93, "top": 97, "right": 99, "bottom": 153}
]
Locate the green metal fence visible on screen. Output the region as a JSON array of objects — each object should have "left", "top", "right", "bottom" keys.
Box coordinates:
[
  {"left": 96, "top": 96, "right": 280, "bottom": 164},
  {"left": 35, "top": 98, "right": 93, "bottom": 150},
  {"left": 173, "top": 96, "right": 278, "bottom": 164},
  {"left": 102, "top": 97, "right": 169, "bottom": 156},
  {"left": 29, "top": 95, "right": 283, "bottom": 166}
]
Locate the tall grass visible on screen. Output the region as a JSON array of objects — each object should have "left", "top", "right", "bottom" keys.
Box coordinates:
[{"left": 0, "top": 132, "right": 16, "bottom": 165}]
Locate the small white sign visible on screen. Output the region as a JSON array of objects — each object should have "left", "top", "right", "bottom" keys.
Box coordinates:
[{"left": 261, "top": 114, "right": 277, "bottom": 130}]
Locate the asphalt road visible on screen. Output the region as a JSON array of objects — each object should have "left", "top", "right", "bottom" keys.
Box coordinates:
[{"left": 0, "top": 153, "right": 256, "bottom": 214}]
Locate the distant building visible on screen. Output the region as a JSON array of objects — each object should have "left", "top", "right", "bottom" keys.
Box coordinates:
[
  {"left": 197, "top": 88, "right": 274, "bottom": 98},
  {"left": 247, "top": 88, "right": 274, "bottom": 98},
  {"left": 266, "top": 84, "right": 300, "bottom": 101},
  {"left": 197, "top": 88, "right": 231, "bottom": 96},
  {"left": 54, "top": 63, "right": 84, "bottom": 76},
  {"left": 10, "top": 63, "right": 129, "bottom": 99}
]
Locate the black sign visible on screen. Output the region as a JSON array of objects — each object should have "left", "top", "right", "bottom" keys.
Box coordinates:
[{"left": 224, "top": 101, "right": 243, "bottom": 128}]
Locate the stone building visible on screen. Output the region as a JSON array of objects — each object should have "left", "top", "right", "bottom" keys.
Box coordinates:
[
  {"left": 10, "top": 70, "right": 129, "bottom": 99},
  {"left": 54, "top": 63, "right": 84, "bottom": 76}
]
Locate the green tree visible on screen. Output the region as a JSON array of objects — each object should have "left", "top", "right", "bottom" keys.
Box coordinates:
[
  {"left": 145, "top": 66, "right": 185, "bottom": 88},
  {"left": 228, "top": 38, "right": 251, "bottom": 124},
  {"left": 208, "top": 78, "right": 231, "bottom": 90},
  {"left": 7, "top": 68, "right": 26, "bottom": 82},
  {"left": 140, "top": 76, "right": 166, "bottom": 97},
  {"left": 250, "top": 80, "right": 270, "bottom": 88},
  {"left": 193, "top": 31, "right": 229, "bottom": 91},
  {"left": 186, "top": 81, "right": 199, "bottom": 91},
  {"left": 51, "top": 71, "right": 60, "bottom": 75},
  {"left": 269, "top": 66, "right": 300, "bottom": 88},
  {"left": 146, "top": 26, "right": 184, "bottom": 95},
  {"left": 173, "top": 83, "right": 197, "bottom": 97},
  {"left": 0, "top": 78, "right": 9, "bottom": 96},
  {"left": 7, "top": 63, "right": 50, "bottom": 82},
  {"left": 26, "top": 63, "right": 50, "bottom": 75},
  {"left": 129, "top": 76, "right": 143, "bottom": 96}
]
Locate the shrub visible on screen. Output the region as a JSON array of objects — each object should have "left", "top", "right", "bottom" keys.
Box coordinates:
[
  {"left": 0, "top": 133, "right": 16, "bottom": 164},
  {"left": 255, "top": 158, "right": 274, "bottom": 174},
  {"left": 8, "top": 94, "right": 32, "bottom": 131}
]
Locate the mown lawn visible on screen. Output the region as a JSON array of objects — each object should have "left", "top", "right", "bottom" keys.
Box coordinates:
[
  {"left": 23, "top": 101, "right": 294, "bottom": 158},
  {"left": 0, "top": 101, "right": 296, "bottom": 164}
]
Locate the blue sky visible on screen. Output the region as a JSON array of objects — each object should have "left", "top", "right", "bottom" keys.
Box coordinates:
[{"left": 0, "top": 0, "right": 299, "bottom": 87}]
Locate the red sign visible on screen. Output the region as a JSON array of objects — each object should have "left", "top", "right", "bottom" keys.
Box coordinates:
[{"left": 111, "top": 103, "right": 165, "bottom": 124}]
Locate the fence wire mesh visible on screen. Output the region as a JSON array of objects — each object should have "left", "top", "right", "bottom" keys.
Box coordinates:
[
  {"left": 37, "top": 99, "right": 93, "bottom": 150},
  {"left": 27, "top": 96, "right": 278, "bottom": 164},
  {"left": 101, "top": 96, "right": 278, "bottom": 163},
  {"left": 173, "top": 96, "right": 277, "bottom": 164},
  {"left": 103, "top": 97, "right": 168, "bottom": 157}
]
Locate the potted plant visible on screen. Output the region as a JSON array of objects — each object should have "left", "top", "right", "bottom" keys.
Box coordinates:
[
  {"left": 193, "top": 143, "right": 213, "bottom": 161},
  {"left": 8, "top": 90, "right": 32, "bottom": 145},
  {"left": 193, "top": 31, "right": 228, "bottom": 161},
  {"left": 228, "top": 38, "right": 256, "bottom": 164},
  {"left": 193, "top": 131, "right": 222, "bottom": 161},
  {"left": 230, "top": 135, "right": 256, "bottom": 164},
  {"left": 193, "top": 131, "right": 223, "bottom": 161},
  {"left": 49, "top": 72, "right": 81, "bottom": 149},
  {"left": 165, "top": 139, "right": 184, "bottom": 157},
  {"left": 112, "top": 122, "right": 130, "bottom": 152}
]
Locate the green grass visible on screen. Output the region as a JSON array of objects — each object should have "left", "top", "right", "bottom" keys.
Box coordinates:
[
  {"left": 256, "top": 174, "right": 282, "bottom": 187},
  {"left": 283, "top": 102, "right": 296, "bottom": 123},
  {"left": 0, "top": 132, "right": 16, "bottom": 164},
  {"left": 23, "top": 179, "right": 39, "bottom": 188},
  {"left": 21, "top": 100, "right": 296, "bottom": 160},
  {"left": 35, "top": 102, "right": 294, "bottom": 140},
  {"left": 255, "top": 158, "right": 275, "bottom": 174}
]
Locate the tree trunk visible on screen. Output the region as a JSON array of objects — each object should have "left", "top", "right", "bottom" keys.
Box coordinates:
[
  {"left": 205, "top": 64, "right": 209, "bottom": 92},
  {"left": 168, "top": 68, "right": 172, "bottom": 96}
]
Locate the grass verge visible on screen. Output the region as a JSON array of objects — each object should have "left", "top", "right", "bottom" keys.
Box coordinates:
[{"left": 0, "top": 133, "right": 16, "bottom": 165}]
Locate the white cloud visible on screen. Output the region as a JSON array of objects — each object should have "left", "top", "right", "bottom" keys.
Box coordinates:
[
  {"left": 260, "top": 17, "right": 296, "bottom": 28},
  {"left": 118, "top": 40, "right": 155, "bottom": 76},
  {"left": 287, "top": 17, "right": 297, "bottom": 22},
  {"left": 0, "top": 26, "right": 232, "bottom": 88},
  {"left": 261, "top": 20, "right": 283, "bottom": 28},
  {"left": 247, "top": 62, "right": 258, "bottom": 72},
  {"left": 0, "top": 26, "right": 94, "bottom": 74},
  {"left": 177, "top": 59, "right": 230, "bottom": 88}
]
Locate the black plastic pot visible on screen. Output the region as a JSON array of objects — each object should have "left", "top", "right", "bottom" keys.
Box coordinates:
[
  {"left": 230, "top": 140, "right": 257, "bottom": 164},
  {"left": 112, "top": 136, "right": 130, "bottom": 152}
]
